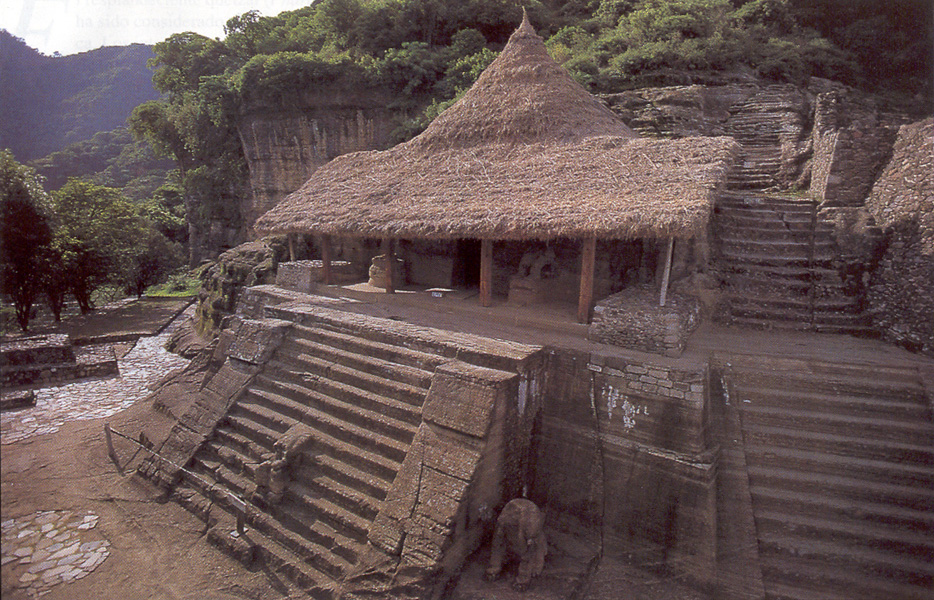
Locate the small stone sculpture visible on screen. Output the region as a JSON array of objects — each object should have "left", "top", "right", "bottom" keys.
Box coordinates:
[
  {"left": 252, "top": 424, "right": 316, "bottom": 505},
  {"left": 485, "top": 498, "right": 547, "bottom": 591}
]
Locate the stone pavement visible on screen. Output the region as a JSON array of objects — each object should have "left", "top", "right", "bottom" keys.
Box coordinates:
[
  {"left": 0, "top": 314, "right": 191, "bottom": 446},
  {"left": 1, "top": 510, "right": 110, "bottom": 598}
]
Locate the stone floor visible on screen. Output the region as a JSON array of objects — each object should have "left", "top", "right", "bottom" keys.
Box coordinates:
[
  {"left": 0, "top": 313, "right": 191, "bottom": 445},
  {"left": 1, "top": 510, "right": 110, "bottom": 598}
]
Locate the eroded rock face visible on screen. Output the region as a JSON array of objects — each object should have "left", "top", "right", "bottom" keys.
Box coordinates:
[
  {"left": 194, "top": 239, "right": 289, "bottom": 335},
  {"left": 237, "top": 91, "right": 394, "bottom": 235}
]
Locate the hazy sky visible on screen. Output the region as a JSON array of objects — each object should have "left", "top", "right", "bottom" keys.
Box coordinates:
[{"left": 1, "top": 0, "right": 314, "bottom": 56}]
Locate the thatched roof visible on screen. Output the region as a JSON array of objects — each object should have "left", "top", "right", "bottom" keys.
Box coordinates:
[{"left": 255, "top": 14, "right": 739, "bottom": 241}]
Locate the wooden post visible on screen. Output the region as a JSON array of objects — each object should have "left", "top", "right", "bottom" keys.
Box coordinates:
[
  {"left": 287, "top": 234, "right": 296, "bottom": 262},
  {"left": 659, "top": 238, "right": 674, "bottom": 307},
  {"left": 578, "top": 237, "right": 597, "bottom": 323},
  {"left": 104, "top": 423, "right": 117, "bottom": 464},
  {"left": 479, "top": 239, "right": 493, "bottom": 307},
  {"left": 320, "top": 235, "right": 332, "bottom": 285},
  {"left": 381, "top": 238, "right": 394, "bottom": 294}
]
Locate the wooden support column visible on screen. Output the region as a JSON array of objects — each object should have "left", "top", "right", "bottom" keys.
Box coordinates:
[
  {"left": 479, "top": 239, "right": 493, "bottom": 307},
  {"left": 659, "top": 237, "right": 674, "bottom": 307},
  {"left": 381, "top": 237, "right": 395, "bottom": 294},
  {"left": 320, "top": 235, "right": 332, "bottom": 285},
  {"left": 578, "top": 237, "right": 596, "bottom": 324},
  {"left": 287, "top": 234, "right": 296, "bottom": 261}
]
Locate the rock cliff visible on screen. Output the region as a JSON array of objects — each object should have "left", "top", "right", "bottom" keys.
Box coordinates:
[{"left": 237, "top": 90, "right": 394, "bottom": 236}]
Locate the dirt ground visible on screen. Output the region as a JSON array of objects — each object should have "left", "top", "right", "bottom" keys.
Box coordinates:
[{"left": 0, "top": 397, "right": 315, "bottom": 600}]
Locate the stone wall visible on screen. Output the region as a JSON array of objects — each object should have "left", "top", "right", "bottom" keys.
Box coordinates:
[
  {"left": 588, "top": 286, "right": 701, "bottom": 357},
  {"left": 809, "top": 91, "right": 911, "bottom": 207},
  {"left": 865, "top": 118, "right": 934, "bottom": 355},
  {"left": 238, "top": 90, "right": 393, "bottom": 235},
  {"left": 532, "top": 349, "right": 717, "bottom": 590}
]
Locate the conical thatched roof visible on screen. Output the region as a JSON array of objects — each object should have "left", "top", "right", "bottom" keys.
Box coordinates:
[{"left": 255, "top": 14, "right": 739, "bottom": 241}]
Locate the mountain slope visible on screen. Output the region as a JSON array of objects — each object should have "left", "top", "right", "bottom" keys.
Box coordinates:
[{"left": 0, "top": 30, "right": 160, "bottom": 162}]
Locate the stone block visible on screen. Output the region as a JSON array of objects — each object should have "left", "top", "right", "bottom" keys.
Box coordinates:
[
  {"left": 588, "top": 286, "right": 700, "bottom": 357},
  {"left": 226, "top": 319, "right": 292, "bottom": 365},
  {"left": 423, "top": 361, "right": 516, "bottom": 438},
  {"left": 275, "top": 260, "right": 315, "bottom": 293}
]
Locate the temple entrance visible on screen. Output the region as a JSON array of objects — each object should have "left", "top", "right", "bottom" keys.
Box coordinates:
[{"left": 452, "top": 238, "right": 482, "bottom": 288}]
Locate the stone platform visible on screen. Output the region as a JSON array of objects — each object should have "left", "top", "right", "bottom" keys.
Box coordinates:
[{"left": 1, "top": 334, "right": 117, "bottom": 390}]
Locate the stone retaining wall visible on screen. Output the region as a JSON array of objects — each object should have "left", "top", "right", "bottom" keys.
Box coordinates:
[
  {"left": 532, "top": 349, "right": 716, "bottom": 590},
  {"left": 865, "top": 118, "right": 934, "bottom": 355}
]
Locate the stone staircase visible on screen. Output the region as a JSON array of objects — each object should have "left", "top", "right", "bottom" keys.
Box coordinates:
[
  {"left": 726, "top": 86, "right": 789, "bottom": 190},
  {"left": 171, "top": 319, "right": 446, "bottom": 597},
  {"left": 712, "top": 192, "right": 874, "bottom": 336},
  {"left": 725, "top": 358, "right": 934, "bottom": 600}
]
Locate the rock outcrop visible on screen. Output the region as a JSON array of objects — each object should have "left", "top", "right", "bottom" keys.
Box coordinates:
[{"left": 237, "top": 90, "right": 394, "bottom": 235}]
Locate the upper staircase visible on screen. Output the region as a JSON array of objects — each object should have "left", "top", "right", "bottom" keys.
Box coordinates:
[
  {"left": 724, "top": 358, "right": 934, "bottom": 600},
  {"left": 725, "top": 86, "right": 790, "bottom": 191},
  {"left": 712, "top": 193, "right": 874, "bottom": 336}
]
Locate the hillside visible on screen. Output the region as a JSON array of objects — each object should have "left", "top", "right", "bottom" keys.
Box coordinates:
[{"left": 0, "top": 30, "right": 160, "bottom": 162}]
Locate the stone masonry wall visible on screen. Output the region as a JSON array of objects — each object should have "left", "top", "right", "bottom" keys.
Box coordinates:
[
  {"left": 865, "top": 118, "right": 934, "bottom": 355},
  {"left": 532, "top": 349, "right": 716, "bottom": 589},
  {"left": 810, "top": 91, "right": 906, "bottom": 207}
]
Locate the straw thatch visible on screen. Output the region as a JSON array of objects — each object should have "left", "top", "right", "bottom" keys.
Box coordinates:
[{"left": 255, "top": 14, "right": 739, "bottom": 241}]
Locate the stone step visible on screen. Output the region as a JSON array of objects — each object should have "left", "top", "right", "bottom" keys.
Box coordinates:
[
  {"left": 315, "top": 453, "right": 391, "bottom": 505},
  {"left": 727, "top": 306, "right": 870, "bottom": 328},
  {"left": 213, "top": 427, "right": 269, "bottom": 462},
  {"left": 742, "top": 399, "right": 934, "bottom": 447},
  {"left": 757, "top": 533, "right": 934, "bottom": 590},
  {"left": 720, "top": 238, "right": 836, "bottom": 257},
  {"left": 186, "top": 438, "right": 374, "bottom": 579},
  {"left": 760, "top": 554, "right": 934, "bottom": 600},
  {"left": 749, "top": 486, "right": 934, "bottom": 535},
  {"left": 270, "top": 351, "right": 427, "bottom": 410},
  {"left": 721, "top": 275, "right": 839, "bottom": 297},
  {"left": 746, "top": 464, "right": 934, "bottom": 511},
  {"left": 225, "top": 411, "right": 400, "bottom": 484},
  {"left": 743, "top": 422, "right": 934, "bottom": 466},
  {"left": 206, "top": 510, "right": 335, "bottom": 598},
  {"left": 755, "top": 510, "right": 934, "bottom": 561},
  {"left": 245, "top": 504, "right": 356, "bottom": 580},
  {"left": 714, "top": 212, "right": 815, "bottom": 231},
  {"left": 287, "top": 481, "right": 371, "bottom": 542},
  {"left": 732, "top": 385, "right": 932, "bottom": 422},
  {"left": 726, "top": 316, "right": 879, "bottom": 338},
  {"left": 725, "top": 293, "right": 863, "bottom": 314},
  {"left": 717, "top": 252, "right": 835, "bottom": 268},
  {"left": 715, "top": 203, "right": 816, "bottom": 219},
  {"left": 266, "top": 307, "right": 540, "bottom": 374},
  {"left": 295, "top": 470, "right": 382, "bottom": 524},
  {"left": 731, "top": 367, "right": 925, "bottom": 401},
  {"left": 254, "top": 371, "right": 421, "bottom": 443},
  {"left": 288, "top": 323, "right": 450, "bottom": 374},
  {"left": 278, "top": 335, "right": 435, "bottom": 391},
  {"left": 716, "top": 263, "right": 842, "bottom": 282},
  {"left": 204, "top": 439, "right": 262, "bottom": 480},
  {"left": 238, "top": 393, "right": 410, "bottom": 465}
]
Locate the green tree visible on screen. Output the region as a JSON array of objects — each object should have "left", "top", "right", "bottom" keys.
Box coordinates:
[
  {"left": 0, "top": 150, "right": 52, "bottom": 331},
  {"left": 125, "top": 228, "right": 185, "bottom": 298},
  {"left": 51, "top": 179, "right": 146, "bottom": 313}
]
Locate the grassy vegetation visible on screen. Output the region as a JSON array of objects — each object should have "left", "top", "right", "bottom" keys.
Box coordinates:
[{"left": 143, "top": 271, "right": 200, "bottom": 298}]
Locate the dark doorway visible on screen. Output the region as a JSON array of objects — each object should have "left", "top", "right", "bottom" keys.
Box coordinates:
[{"left": 452, "top": 238, "right": 482, "bottom": 288}]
